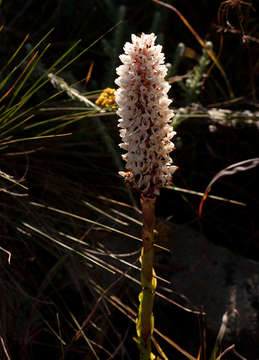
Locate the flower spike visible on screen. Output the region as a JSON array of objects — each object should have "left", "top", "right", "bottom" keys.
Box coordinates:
[{"left": 115, "top": 33, "right": 177, "bottom": 197}]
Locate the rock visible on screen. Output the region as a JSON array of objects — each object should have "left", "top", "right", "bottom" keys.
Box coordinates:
[{"left": 163, "top": 223, "right": 259, "bottom": 357}]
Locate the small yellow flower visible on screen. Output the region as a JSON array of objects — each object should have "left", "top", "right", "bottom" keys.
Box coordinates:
[{"left": 95, "top": 88, "right": 117, "bottom": 109}]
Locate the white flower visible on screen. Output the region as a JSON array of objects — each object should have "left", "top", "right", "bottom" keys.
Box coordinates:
[{"left": 115, "top": 33, "right": 177, "bottom": 197}]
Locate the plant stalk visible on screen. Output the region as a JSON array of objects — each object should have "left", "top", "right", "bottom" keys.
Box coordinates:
[{"left": 136, "top": 194, "right": 157, "bottom": 359}]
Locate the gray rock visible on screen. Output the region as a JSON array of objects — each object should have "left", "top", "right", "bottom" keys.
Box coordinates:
[{"left": 165, "top": 224, "right": 259, "bottom": 351}]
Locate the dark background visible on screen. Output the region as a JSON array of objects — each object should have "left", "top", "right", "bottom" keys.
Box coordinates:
[{"left": 0, "top": 1, "right": 258, "bottom": 359}]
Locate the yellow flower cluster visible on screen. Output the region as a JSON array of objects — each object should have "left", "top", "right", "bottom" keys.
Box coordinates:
[{"left": 95, "top": 88, "right": 117, "bottom": 109}]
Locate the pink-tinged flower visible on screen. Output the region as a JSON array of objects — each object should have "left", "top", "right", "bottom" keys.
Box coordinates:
[{"left": 115, "top": 33, "right": 177, "bottom": 197}]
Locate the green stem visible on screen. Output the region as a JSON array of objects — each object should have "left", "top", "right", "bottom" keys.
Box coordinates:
[{"left": 136, "top": 194, "right": 157, "bottom": 360}]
